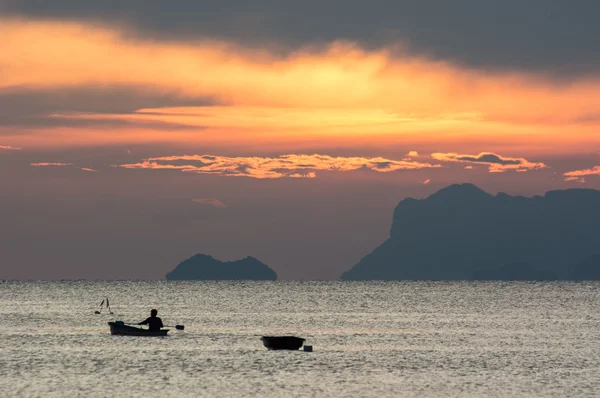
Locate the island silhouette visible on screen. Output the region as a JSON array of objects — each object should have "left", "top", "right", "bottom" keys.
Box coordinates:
[
  {"left": 166, "top": 254, "right": 277, "bottom": 280},
  {"left": 341, "top": 183, "right": 600, "bottom": 280}
]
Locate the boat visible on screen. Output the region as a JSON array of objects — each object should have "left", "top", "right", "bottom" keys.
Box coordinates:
[
  {"left": 261, "top": 336, "right": 305, "bottom": 350},
  {"left": 108, "top": 321, "right": 169, "bottom": 336}
]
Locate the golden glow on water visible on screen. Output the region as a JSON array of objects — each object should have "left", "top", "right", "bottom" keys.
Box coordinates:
[{"left": 1, "top": 281, "right": 600, "bottom": 397}]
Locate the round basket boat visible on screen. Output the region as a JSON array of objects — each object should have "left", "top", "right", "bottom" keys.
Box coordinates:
[{"left": 261, "top": 336, "right": 305, "bottom": 350}]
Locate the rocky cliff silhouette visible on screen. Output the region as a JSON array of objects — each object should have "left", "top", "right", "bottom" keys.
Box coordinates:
[
  {"left": 471, "top": 262, "right": 557, "bottom": 281},
  {"left": 570, "top": 255, "right": 600, "bottom": 280},
  {"left": 341, "top": 184, "right": 600, "bottom": 280},
  {"left": 166, "top": 254, "right": 277, "bottom": 280}
]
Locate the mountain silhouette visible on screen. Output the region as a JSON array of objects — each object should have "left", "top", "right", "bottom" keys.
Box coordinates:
[
  {"left": 471, "top": 262, "right": 557, "bottom": 281},
  {"left": 166, "top": 254, "right": 277, "bottom": 280},
  {"left": 341, "top": 183, "right": 600, "bottom": 280},
  {"left": 570, "top": 255, "right": 600, "bottom": 280}
]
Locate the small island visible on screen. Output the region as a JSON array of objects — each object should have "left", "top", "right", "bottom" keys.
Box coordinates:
[{"left": 166, "top": 254, "right": 277, "bottom": 280}]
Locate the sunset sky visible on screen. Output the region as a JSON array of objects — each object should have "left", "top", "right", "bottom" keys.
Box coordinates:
[{"left": 1, "top": 1, "right": 599, "bottom": 279}]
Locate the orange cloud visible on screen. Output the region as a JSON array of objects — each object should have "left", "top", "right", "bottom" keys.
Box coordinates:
[
  {"left": 192, "top": 198, "right": 228, "bottom": 208},
  {"left": 565, "top": 176, "right": 586, "bottom": 183},
  {"left": 50, "top": 106, "right": 487, "bottom": 147},
  {"left": 3, "top": 18, "right": 598, "bottom": 117},
  {"left": 119, "top": 153, "right": 441, "bottom": 179},
  {"left": 1, "top": 18, "right": 600, "bottom": 153},
  {"left": 430, "top": 152, "right": 547, "bottom": 173},
  {"left": 30, "top": 162, "right": 97, "bottom": 173},
  {"left": 563, "top": 166, "right": 600, "bottom": 182},
  {"left": 30, "top": 162, "right": 73, "bottom": 167},
  {"left": 0, "top": 145, "right": 22, "bottom": 150}
]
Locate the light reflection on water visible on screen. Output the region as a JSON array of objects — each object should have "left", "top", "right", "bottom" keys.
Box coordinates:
[{"left": 1, "top": 281, "right": 599, "bottom": 397}]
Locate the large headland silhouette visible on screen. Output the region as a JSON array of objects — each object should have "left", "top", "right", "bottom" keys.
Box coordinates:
[
  {"left": 166, "top": 184, "right": 600, "bottom": 281},
  {"left": 342, "top": 183, "right": 600, "bottom": 281}
]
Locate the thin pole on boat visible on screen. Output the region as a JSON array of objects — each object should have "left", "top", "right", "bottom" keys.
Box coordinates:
[
  {"left": 106, "top": 297, "right": 114, "bottom": 314},
  {"left": 94, "top": 299, "right": 105, "bottom": 314},
  {"left": 94, "top": 297, "right": 114, "bottom": 314}
]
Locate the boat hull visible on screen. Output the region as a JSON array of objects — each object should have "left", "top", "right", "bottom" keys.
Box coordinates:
[
  {"left": 261, "top": 336, "right": 305, "bottom": 350},
  {"left": 108, "top": 322, "right": 169, "bottom": 336}
]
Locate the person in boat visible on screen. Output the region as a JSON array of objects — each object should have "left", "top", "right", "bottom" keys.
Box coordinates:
[{"left": 138, "top": 309, "right": 164, "bottom": 331}]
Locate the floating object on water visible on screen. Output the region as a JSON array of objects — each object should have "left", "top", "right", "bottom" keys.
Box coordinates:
[
  {"left": 108, "top": 321, "right": 169, "bottom": 336},
  {"left": 303, "top": 345, "right": 313, "bottom": 352},
  {"left": 261, "top": 336, "right": 305, "bottom": 350}
]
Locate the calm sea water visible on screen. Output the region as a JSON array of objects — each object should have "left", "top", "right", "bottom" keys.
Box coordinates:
[{"left": 1, "top": 281, "right": 599, "bottom": 397}]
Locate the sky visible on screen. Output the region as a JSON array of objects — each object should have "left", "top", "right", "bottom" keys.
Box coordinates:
[{"left": 1, "top": 1, "right": 599, "bottom": 280}]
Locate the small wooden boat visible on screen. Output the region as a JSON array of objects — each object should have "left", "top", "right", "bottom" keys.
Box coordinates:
[
  {"left": 108, "top": 321, "right": 169, "bottom": 336},
  {"left": 261, "top": 336, "right": 305, "bottom": 350}
]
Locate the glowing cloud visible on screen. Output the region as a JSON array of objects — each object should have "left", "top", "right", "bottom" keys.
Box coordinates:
[
  {"left": 119, "top": 154, "right": 441, "bottom": 179},
  {"left": 192, "top": 198, "right": 228, "bottom": 208},
  {"left": 430, "top": 152, "right": 547, "bottom": 173},
  {"left": 422, "top": 179, "right": 431, "bottom": 185},
  {"left": 3, "top": 18, "right": 599, "bottom": 119},
  {"left": 407, "top": 151, "right": 419, "bottom": 157},
  {"left": 1, "top": 18, "right": 600, "bottom": 153},
  {"left": 0, "top": 145, "right": 22, "bottom": 150},
  {"left": 30, "top": 162, "right": 73, "bottom": 167},
  {"left": 563, "top": 166, "right": 600, "bottom": 182},
  {"left": 30, "top": 162, "right": 97, "bottom": 173}
]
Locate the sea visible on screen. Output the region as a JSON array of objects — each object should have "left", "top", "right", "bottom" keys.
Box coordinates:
[{"left": 1, "top": 281, "right": 599, "bottom": 397}]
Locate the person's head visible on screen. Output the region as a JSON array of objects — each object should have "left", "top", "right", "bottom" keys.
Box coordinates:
[{"left": 151, "top": 309, "right": 158, "bottom": 317}]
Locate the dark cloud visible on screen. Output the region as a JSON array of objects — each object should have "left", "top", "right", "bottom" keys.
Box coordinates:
[
  {"left": 371, "top": 161, "right": 393, "bottom": 169},
  {"left": 575, "top": 112, "right": 600, "bottom": 124},
  {"left": 455, "top": 154, "right": 521, "bottom": 166},
  {"left": 2, "top": 0, "right": 599, "bottom": 74},
  {"left": 0, "top": 86, "right": 215, "bottom": 129},
  {"left": 431, "top": 152, "right": 547, "bottom": 172}
]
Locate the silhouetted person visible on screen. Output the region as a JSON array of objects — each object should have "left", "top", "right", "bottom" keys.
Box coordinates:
[{"left": 138, "top": 309, "right": 163, "bottom": 331}]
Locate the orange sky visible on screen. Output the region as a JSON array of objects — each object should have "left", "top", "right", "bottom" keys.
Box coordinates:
[
  {"left": 1, "top": 17, "right": 600, "bottom": 155},
  {"left": 1, "top": 8, "right": 600, "bottom": 280}
]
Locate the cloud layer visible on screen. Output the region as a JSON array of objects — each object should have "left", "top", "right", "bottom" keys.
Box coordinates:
[
  {"left": 431, "top": 152, "right": 547, "bottom": 173},
  {"left": 1, "top": 18, "right": 600, "bottom": 153},
  {"left": 119, "top": 154, "right": 441, "bottom": 179},
  {"left": 192, "top": 198, "right": 228, "bottom": 208},
  {"left": 2, "top": 0, "right": 599, "bottom": 73},
  {"left": 564, "top": 166, "right": 600, "bottom": 183},
  {"left": 30, "top": 162, "right": 73, "bottom": 167},
  {"left": 30, "top": 162, "right": 97, "bottom": 173},
  {"left": 0, "top": 145, "right": 22, "bottom": 150}
]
